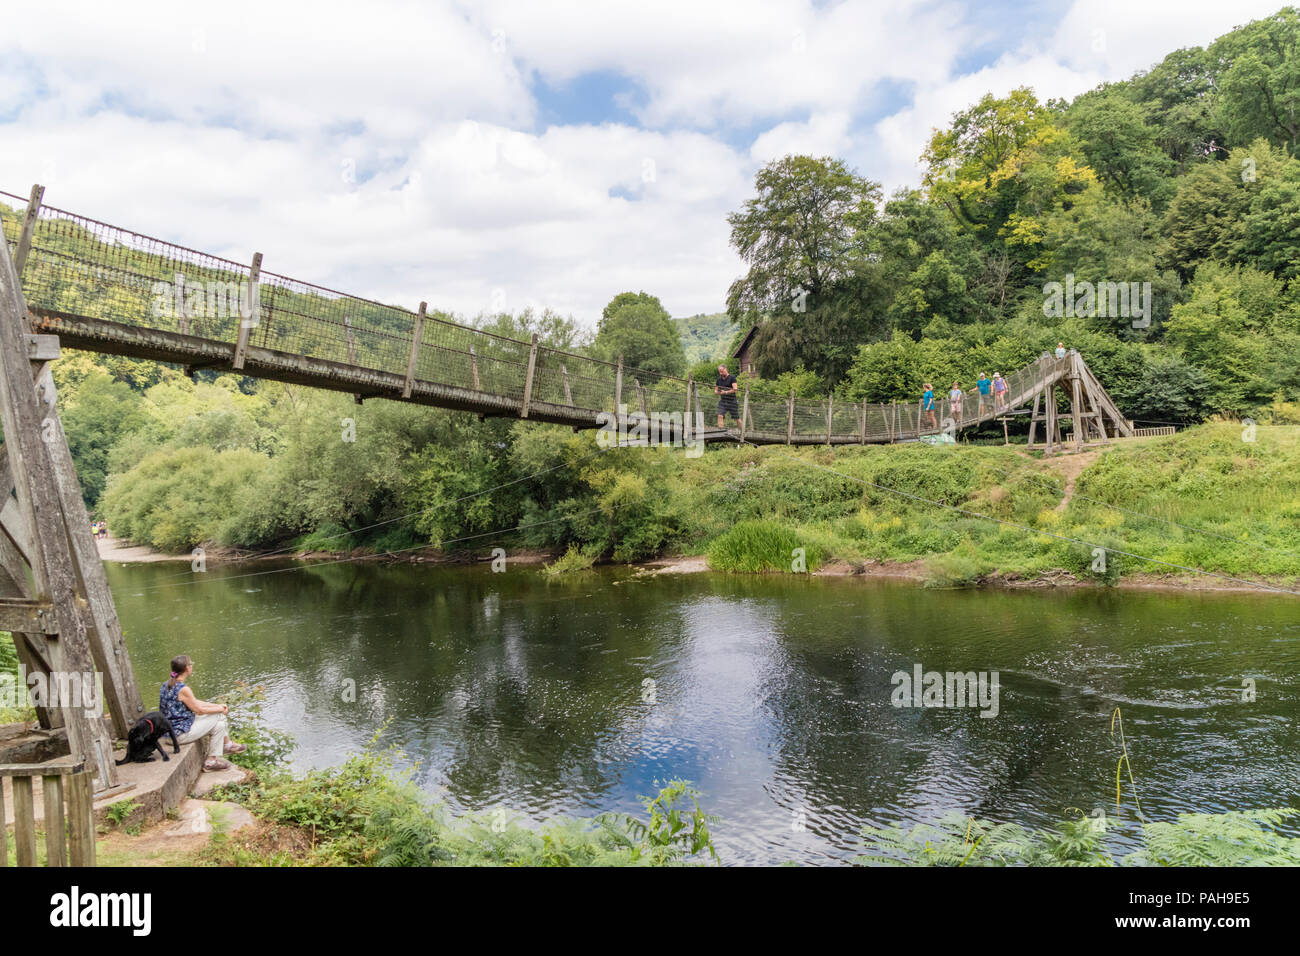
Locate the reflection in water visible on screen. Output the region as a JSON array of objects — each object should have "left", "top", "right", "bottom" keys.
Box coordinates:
[{"left": 109, "top": 561, "right": 1300, "bottom": 865}]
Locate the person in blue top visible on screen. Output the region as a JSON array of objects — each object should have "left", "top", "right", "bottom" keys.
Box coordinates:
[
  {"left": 922, "top": 383, "right": 937, "bottom": 430},
  {"left": 1055, "top": 342, "right": 1066, "bottom": 360},
  {"left": 160, "top": 654, "right": 246, "bottom": 772},
  {"left": 976, "top": 373, "right": 991, "bottom": 416}
]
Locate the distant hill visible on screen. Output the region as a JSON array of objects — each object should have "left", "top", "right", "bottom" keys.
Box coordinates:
[{"left": 675, "top": 312, "right": 743, "bottom": 363}]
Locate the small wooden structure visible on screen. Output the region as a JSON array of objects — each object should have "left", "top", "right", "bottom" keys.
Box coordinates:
[
  {"left": 731, "top": 325, "right": 758, "bottom": 375},
  {"left": 0, "top": 757, "right": 96, "bottom": 866}
]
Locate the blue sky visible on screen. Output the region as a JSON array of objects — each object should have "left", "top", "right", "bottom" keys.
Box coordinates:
[{"left": 0, "top": 0, "right": 1285, "bottom": 325}]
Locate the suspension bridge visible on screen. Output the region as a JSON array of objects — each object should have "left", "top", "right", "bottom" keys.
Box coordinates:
[{"left": 0, "top": 185, "right": 1133, "bottom": 451}]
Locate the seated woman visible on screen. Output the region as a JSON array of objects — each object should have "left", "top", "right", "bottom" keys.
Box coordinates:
[{"left": 159, "top": 654, "right": 247, "bottom": 772}]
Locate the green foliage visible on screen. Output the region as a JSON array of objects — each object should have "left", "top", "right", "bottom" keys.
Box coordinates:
[
  {"left": 543, "top": 542, "right": 600, "bottom": 575},
  {"left": 593, "top": 292, "right": 686, "bottom": 376},
  {"left": 859, "top": 808, "right": 1300, "bottom": 867},
  {"left": 102, "top": 445, "right": 271, "bottom": 552},
  {"left": 216, "top": 743, "right": 719, "bottom": 867},
  {"left": 213, "top": 681, "right": 295, "bottom": 774},
  {"left": 105, "top": 800, "right": 140, "bottom": 829},
  {"left": 706, "top": 519, "right": 824, "bottom": 573},
  {"left": 675, "top": 312, "right": 734, "bottom": 363}
]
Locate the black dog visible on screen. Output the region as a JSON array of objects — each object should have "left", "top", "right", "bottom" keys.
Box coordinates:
[{"left": 115, "top": 712, "right": 181, "bottom": 765}]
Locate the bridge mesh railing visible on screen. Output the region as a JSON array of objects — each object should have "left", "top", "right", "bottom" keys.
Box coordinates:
[{"left": 1, "top": 188, "right": 1073, "bottom": 442}]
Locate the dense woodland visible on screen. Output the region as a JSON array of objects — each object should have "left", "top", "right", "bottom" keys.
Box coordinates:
[{"left": 18, "top": 9, "right": 1300, "bottom": 556}]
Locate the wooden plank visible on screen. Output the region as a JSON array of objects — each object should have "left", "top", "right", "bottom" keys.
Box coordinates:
[
  {"left": 34, "top": 363, "right": 144, "bottom": 738},
  {"left": 402, "top": 301, "right": 426, "bottom": 399},
  {"left": 739, "top": 388, "right": 749, "bottom": 442},
  {"left": 66, "top": 770, "right": 95, "bottom": 867},
  {"left": 0, "top": 229, "right": 117, "bottom": 790},
  {"left": 231, "top": 251, "right": 262, "bottom": 371},
  {"left": 43, "top": 775, "right": 66, "bottom": 867},
  {"left": 0, "top": 758, "right": 84, "bottom": 775},
  {"left": 520, "top": 333, "right": 539, "bottom": 418},
  {"left": 13, "top": 184, "right": 44, "bottom": 277},
  {"left": 25, "top": 334, "right": 59, "bottom": 361},
  {"left": 0, "top": 599, "right": 56, "bottom": 634},
  {"left": 12, "top": 776, "right": 35, "bottom": 866}
]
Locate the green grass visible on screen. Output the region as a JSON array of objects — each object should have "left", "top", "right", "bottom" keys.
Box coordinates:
[{"left": 659, "top": 423, "right": 1300, "bottom": 588}]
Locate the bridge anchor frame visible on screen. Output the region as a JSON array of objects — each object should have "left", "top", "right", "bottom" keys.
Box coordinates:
[{"left": 0, "top": 204, "right": 145, "bottom": 792}]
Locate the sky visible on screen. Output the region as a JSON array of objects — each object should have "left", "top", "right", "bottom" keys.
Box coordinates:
[{"left": 0, "top": 0, "right": 1289, "bottom": 328}]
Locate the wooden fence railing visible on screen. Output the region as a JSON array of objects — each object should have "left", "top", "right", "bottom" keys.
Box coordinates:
[{"left": 1, "top": 758, "right": 96, "bottom": 866}]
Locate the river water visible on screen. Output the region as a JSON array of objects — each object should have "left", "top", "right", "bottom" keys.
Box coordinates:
[{"left": 106, "top": 561, "right": 1300, "bottom": 864}]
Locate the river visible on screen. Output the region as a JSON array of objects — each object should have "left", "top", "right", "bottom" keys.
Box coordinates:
[{"left": 106, "top": 560, "right": 1300, "bottom": 865}]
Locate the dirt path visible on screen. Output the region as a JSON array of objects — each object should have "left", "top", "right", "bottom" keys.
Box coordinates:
[
  {"left": 1045, "top": 449, "right": 1104, "bottom": 512},
  {"left": 96, "top": 535, "right": 187, "bottom": 563}
]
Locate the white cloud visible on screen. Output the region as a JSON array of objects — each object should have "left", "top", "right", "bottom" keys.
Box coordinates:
[{"left": 0, "top": 0, "right": 1287, "bottom": 328}]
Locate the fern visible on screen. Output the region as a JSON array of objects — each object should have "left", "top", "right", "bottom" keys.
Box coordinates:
[{"left": 1132, "top": 809, "right": 1300, "bottom": 866}]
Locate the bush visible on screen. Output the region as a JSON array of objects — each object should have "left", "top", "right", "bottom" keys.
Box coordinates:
[{"left": 706, "top": 520, "right": 824, "bottom": 573}]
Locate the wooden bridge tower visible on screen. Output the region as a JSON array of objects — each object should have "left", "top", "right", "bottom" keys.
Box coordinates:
[
  {"left": 0, "top": 188, "right": 143, "bottom": 792},
  {"left": 1027, "top": 350, "right": 1133, "bottom": 454}
]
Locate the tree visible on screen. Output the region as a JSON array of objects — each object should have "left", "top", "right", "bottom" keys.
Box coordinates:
[
  {"left": 725, "top": 155, "right": 881, "bottom": 323},
  {"left": 1213, "top": 8, "right": 1300, "bottom": 151},
  {"left": 592, "top": 294, "right": 686, "bottom": 376},
  {"left": 1066, "top": 87, "right": 1175, "bottom": 208}
]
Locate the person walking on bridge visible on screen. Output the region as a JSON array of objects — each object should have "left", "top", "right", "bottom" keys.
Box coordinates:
[
  {"left": 977, "top": 373, "right": 991, "bottom": 416},
  {"left": 715, "top": 364, "right": 740, "bottom": 429},
  {"left": 993, "top": 372, "right": 1008, "bottom": 411},
  {"left": 1055, "top": 342, "right": 1066, "bottom": 360},
  {"left": 949, "top": 381, "right": 964, "bottom": 426},
  {"left": 922, "top": 383, "right": 937, "bottom": 430}
]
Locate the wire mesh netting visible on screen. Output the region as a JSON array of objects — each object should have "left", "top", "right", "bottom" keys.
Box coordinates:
[{"left": 0, "top": 188, "right": 1075, "bottom": 443}]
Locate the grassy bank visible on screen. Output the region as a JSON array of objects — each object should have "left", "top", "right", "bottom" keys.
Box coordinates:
[{"left": 616, "top": 422, "right": 1300, "bottom": 589}]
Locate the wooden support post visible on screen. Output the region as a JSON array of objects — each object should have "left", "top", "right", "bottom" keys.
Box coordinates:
[
  {"left": 66, "top": 770, "right": 95, "bottom": 867},
  {"left": 1027, "top": 389, "right": 1041, "bottom": 449},
  {"left": 34, "top": 364, "right": 144, "bottom": 737},
  {"left": 1070, "top": 370, "right": 1084, "bottom": 451},
  {"left": 739, "top": 388, "right": 749, "bottom": 442},
  {"left": 859, "top": 398, "right": 867, "bottom": 444},
  {"left": 520, "top": 333, "right": 539, "bottom": 419},
  {"left": 889, "top": 400, "right": 897, "bottom": 443},
  {"left": 786, "top": 390, "right": 794, "bottom": 444},
  {"left": 43, "top": 775, "right": 66, "bottom": 867},
  {"left": 12, "top": 777, "right": 35, "bottom": 866},
  {"left": 14, "top": 183, "right": 44, "bottom": 278},
  {"left": 232, "top": 251, "right": 262, "bottom": 371},
  {"left": 402, "top": 301, "right": 426, "bottom": 399},
  {"left": 561, "top": 363, "right": 572, "bottom": 405},
  {"left": 469, "top": 345, "right": 481, "bottom": 390},
  {"left": 615, "top": 355, "right": 623, "bottom": 413},
  {"left": 684, "top": 372, "right": 693, "bottom": 444},
  {"left": 826, "top": 395, "right": 833, "bottom": 446},
  {"left": 633, "top": 378, "right": 646, "bottom": 415}
]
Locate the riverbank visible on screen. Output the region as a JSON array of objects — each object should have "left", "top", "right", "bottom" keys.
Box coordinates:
[{"left": 98, "top": 424, "right": 1300, "bottom": 595}]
